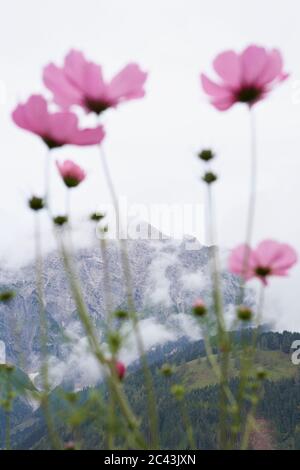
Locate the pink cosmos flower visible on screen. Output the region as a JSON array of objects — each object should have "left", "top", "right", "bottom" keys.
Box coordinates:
[
  {"left": 12, "top": 95, "right": 105, "bottom": 149},
  {"left": 201, "top": 45, "right": 288, "bottom": 111},
  {"left": 56, "top": 160, "right": 86, "bottom": 188},
  {"left": 43, "top": 49, "right": 148, "bottom": 114},
  {"left": 229, "top": 240, "right": 297, "bottom": 285},
  {"left": 116, "top": 361, "right": 126, "bottom": 380}
]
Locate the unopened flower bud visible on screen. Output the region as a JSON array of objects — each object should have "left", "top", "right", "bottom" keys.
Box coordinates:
[
  {"left": 108, "top": 331, "right": 122, "bottom": 354},
  {"left": 192, "top": 299, "right": 207, "bottom": 317},
  {"left": 53, "top": 215, "right": 68, "bottom": 226},
  {"left": 115, "top": 361, "right": 126, "bottom": 380},
  {"left": 198, "top": 149, "right": 215, "bottom": 162},
  {"left": 171, "top": 384, "right": 185, "bottom": 401},
  {"left": 237, "top": 305, "right": 252, "bottom": 321},
  {"left": 28, "top": 196, "right": 45, "bottom": 211},
  {"left": 202, "top": 172, "right": 217, "bottom": 184},
  {"left": 90, "top": 212, "right": 106, "bottom": 222},
  {"left": 160, "top": 363, "right": 174, "bottom": 377},
  {"left": 56, "top": 160, "right": 86, "bottom": 189},
  {"left": 256, "top": 367, "right": 267, "bottom": 380},
  {"left": 0, "top": 290, "right": 16, "bottom": 303},
  {"left": 114, "top": 310, "right": 129, "bottom": 320}
]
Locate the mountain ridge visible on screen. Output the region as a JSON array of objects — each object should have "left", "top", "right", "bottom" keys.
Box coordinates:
[{"left": 0, "top": 226, "right": 245, "bottom": 387}]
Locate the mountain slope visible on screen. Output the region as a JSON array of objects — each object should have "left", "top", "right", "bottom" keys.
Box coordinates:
[
  {"left": 0, "top": 228, "right": 244, "bottom": 378},
  {"left": 6, "top": 330, "right": 300, "bottom": 450}
]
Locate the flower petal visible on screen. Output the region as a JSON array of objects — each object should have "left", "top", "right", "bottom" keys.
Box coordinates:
[
  {"left": 43, "top": 63, "right": 83, "bottom": 109},
  {"left": 254, "top": 240, "right": 297, "bottom": 272},
  {"left": 228, "top": 244, "right": 254, "bottom": 279},
  {"left": 201, "top": 74, "right": 232, "bottom": 97},
  {"left": 108, "top": 63, "right": 147, "bottom": 102},
  {"left": 48, "top": 112, "right": 78, "bottom": 144},
  {"left": 270, "top": 244, "right": 297, "bottom": 272},
  {"left": 241, "top": 45, "right": 268, "bottom": 85},
  {"left": 257, "top": 49, "right": 284, "bottom": 86},
  {"left": 12, "top": 95, "right": 49, "bottom": 136},
  {"left": 71, "top": 125, "right": 106, "bottom": 146},
  {"left": 57, "top": 159, "right": 86, "bottom": 183},
  {"left": 213, "top": 50, "right": 241, "bottom": 88},
  {"left": 211, "top": 96, "right": 235, "bottom": 111},
  {"left": 64, "top": 49, "right": 105, "bottom": 100}
]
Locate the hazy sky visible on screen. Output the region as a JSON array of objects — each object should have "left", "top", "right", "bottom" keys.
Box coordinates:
[{"left": 1, "top": 0, "right": 300, "bottom": 329}]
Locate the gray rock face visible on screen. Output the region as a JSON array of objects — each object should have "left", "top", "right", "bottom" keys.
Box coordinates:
[{"left": 0, "top": 226, "right": 243, "bottom": 373}]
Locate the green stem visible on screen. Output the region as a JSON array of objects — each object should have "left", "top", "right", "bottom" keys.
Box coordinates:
[
  {"left": 240, "top": 384, "right": 263, "bottom": 450},
  {"left": 99, "top": 145, "right": 159, "bottom": 449},
  {"left": 99, "top": 237, "right": 113, "bottom": 327},
  {"left": 240, "top": 284, "right": 265, "bottom": 450},
  {"left": 56, "top": 231, "right": 146, "bottom": 448},
  {"left": 232, "top": 108, "right": 258, "bottom": 446},
  {"left": 66, "top": 189, "right": 71, "bottom": 223},
  {"left": 245, "top": 108, "right": 257, "bottom": 255},
  {"left": 5, "top": 410, "right": 10, "bottom": 451},
  {"left": 238, "top": 108, "right": 257, "bottom": 305},
  {"left": 180, "top": 400, "right": 196, "bottom": 450},
  {"left": 206, "top": 182, "right": 230, "bottom": 449},
  {"left": 5, "top": 369, "right": 11, "bottom": 450},
  {"left": 44, "top": 150, "right": 51, "bottom": 210},
  {"left": 34, "top": 213, "right": 61, "bottom": 450},
  {"left": 99, "top": 237, "right": 116, "bottom": 449},
  {"left": 107, "top": 378, "right": 115, "bottom": 450},
  {"left": 202, "top": 331, "right": 236, "bottom": 408}
]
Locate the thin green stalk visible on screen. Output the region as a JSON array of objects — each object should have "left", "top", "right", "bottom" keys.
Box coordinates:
[
  {"left": 240, "top": 284, "right": 265, "bottom": 450},
  {"left": 99, "top": 237, "right": 113, "bottom": 327},
  {"left": 238, "top": 108, "right": 258, "bottom": 304},
  {"left": 202, "top": 330, "right": 236, "bottom": 408},
  {"left": 34, "top": 213, "right": 61, "bottom": 450},
  {"left": 99, "top": 236, "right": 117, "bottom": 449},
  {"left": 99, "top": 145, "right": 159, "bottom": 449},
  {"left": 44, "top": 150, "right": 51, "bottom": 210},
  {"left": 45, "top": 157, "right": 140, "bottom": 448},
  {"left": 66, "top": 189, "right": 71, "bottom": 223},
  {"left": 107, "top": 378, "right": 115, "bottom": 450},
  {"left": 240, "top": 384, "right": 264, "bottom": 450},
  {"left": 179, "top": 400, "right": 196, "bottom": 450},
  {"left": 5, "top": 369, "right": 12, "bottom": 450},
  {"left": 206, "top": 182, "right": 230, "bottom": 449},
  {"left": 232, "top": 108, "right": 258, "bottom": 446},
  {"left": 5, "top": 409, "right": 10, "bottom": 451},
  {"left": 245, "top": 108, "right": 257, "bottom": 258},
  {"left": 119, "top": 240, "right": 159, "bottom": 449},
  {"left": 56, "top": 231, "right": 146, "bottom": 448}
]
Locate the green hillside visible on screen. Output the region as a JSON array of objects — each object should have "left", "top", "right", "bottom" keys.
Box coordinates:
[
  {"left": 3, "top": 330, "right": 300, "bottom": 450},
  {"left": 176, "top": 349, "right": 298, "bottom": 392}
]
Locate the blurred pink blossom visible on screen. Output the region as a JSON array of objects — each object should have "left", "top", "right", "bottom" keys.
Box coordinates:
[
  {"left": 43, "top": 50, "right": 147, "bottom": 114},
  {"left": 116, "top": 361, "right": 126, "bottom": 380},
  {"left": 12, "top": 95, "right": 105, "bottom": 148},
  {"left": 56, "top": 160, "right": 86, "bottom": 188},
  {"left": 201, "top": 45, "right": 288, "bottom": 111},
  {"left": 229, "top": 240, "right": 297, "bottom": 285}
]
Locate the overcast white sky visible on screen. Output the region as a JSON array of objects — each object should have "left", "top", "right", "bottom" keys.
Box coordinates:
[{"left": 0, "top": 0, "right": 300, "bottom": 329}]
